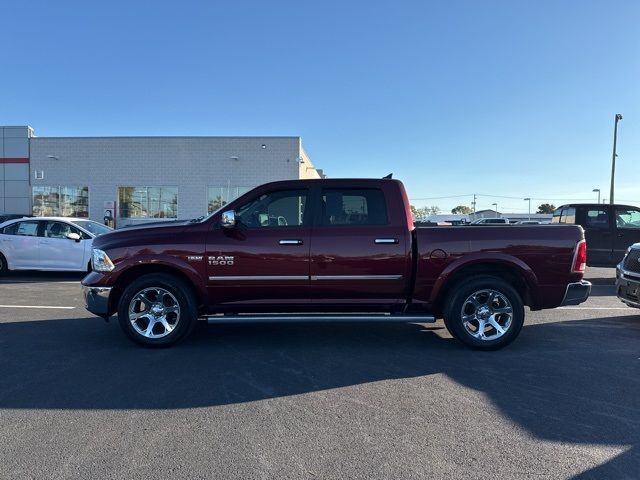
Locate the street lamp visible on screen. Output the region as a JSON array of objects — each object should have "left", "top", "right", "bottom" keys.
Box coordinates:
[
  {"left": 492, "top": 203, "right": 498, "bottom": 218},
  {"left": 609, "top": 114, "right": 623, "bottom": 205},
  {"left": 592, "top": 188, "right": 600, "bottom": 204},
  {"left": 524, "top": 198, "right": 531, "bottom": 220}
]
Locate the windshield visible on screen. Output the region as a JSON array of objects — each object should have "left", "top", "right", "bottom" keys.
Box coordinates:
[{"left": 71, "top": 220, "right": 113, "bottom": 236}]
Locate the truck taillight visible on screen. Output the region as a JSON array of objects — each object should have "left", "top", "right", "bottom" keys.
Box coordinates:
[{"left": 572, "top": 240, "right": 587, "bottom": 273}]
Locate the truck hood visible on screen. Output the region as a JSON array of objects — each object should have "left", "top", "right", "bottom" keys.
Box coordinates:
[{"left": 92, "top": 220, "right": 196, "bottom": 250}]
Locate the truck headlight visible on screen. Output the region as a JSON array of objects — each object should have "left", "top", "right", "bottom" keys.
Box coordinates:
[{"left": 92, "top": 248, "right": 115, "bottom": 272}]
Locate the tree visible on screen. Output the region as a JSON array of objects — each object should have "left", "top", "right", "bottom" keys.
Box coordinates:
[
  {"left": 537, "top": 203, "right": 556, "bottom": 214},
  {"left": 410, "top": 205, "right": 441, "bottom": 219},
  {"left": 451, "top": 205, "right": 473, "bottom": 215}
]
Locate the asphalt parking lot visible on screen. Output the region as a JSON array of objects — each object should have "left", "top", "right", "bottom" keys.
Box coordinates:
[{"left": 0, "top": 268, "right": 639, "bottom": 479}]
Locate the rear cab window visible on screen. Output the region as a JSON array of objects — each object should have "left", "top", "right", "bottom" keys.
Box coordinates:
[{"left": 552, "top": 207, "right": 576, "bottom": 224}]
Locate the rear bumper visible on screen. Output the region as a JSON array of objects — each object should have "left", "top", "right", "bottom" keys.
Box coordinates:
[
  {"left": 616, "top": 267, "right": 640, "bottom": 308},
  {"left": 560, "top": 280, "right": 592, "bottom": 306},
  {"left": 82, "top": 285, "right": 113, "bottom": 317}
]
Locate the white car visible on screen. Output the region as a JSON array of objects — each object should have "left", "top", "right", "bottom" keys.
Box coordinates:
[
  {"left": 0, "top": 217, "right": 112, "bottom": 273},
  {"left": 471, "top": 218, "right": 510, "bottom": 225}
]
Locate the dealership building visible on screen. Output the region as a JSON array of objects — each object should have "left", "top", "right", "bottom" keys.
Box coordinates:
[{"left": 0, "top": 125, "right": 322, "bottom": 227}]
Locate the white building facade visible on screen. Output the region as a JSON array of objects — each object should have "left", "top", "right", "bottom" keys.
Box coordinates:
[{"left": 1, "top": 126, "right": 322, "bottom": 227}]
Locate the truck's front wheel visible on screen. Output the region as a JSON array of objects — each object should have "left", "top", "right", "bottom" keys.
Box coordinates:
[
  {"left": 117, "top": 273, "right": 197, "bottom": 347},
  {"left": 443, "top": 276, "right": 524, "bottom": 350}
]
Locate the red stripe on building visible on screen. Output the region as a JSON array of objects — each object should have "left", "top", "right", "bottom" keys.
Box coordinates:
[{"left": 0, "top": 158, "right": 29, "bottom": 164}]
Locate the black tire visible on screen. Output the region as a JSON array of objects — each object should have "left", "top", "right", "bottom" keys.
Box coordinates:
[
  {"left": 117, "top": 273, "right": 198, "bottom": 347},
  {"left": 443, "top": 275, "right": 524, "bottom": 350},
  {"left": 0, "top": 253, "right": 7, "bottom": 275}
]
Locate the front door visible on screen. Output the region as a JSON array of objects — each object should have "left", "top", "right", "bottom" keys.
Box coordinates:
[
  {"left": 38, "top": 221, "right": 87, "bottom": 270},
  {"left": 614, "top": 206, "right": 640, "bottom": 264},
  {"left": 309, "top": 186, "right": 410, "bottom": 306},
  {"left": 206, "top": 188, "right": 312, "bottom": 307}
]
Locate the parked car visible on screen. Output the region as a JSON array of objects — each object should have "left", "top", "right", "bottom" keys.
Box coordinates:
[
  {"left": 82, "top": 178, "right": 589, "bottom": 350},
  {"left": 552, "top": 203, "right": 640, "bottom": 266},
  {"left": 471, "top": 217, "right": 510, "bottom": 225},
  {"left": 515, "top": 220, "right": 542, "bottom": 225},
  {"left": 0, "top": 217, "right": 112, "bottom": 273},
  {"left": 616, "top": 243, "right": 640, "bottom": 309}
]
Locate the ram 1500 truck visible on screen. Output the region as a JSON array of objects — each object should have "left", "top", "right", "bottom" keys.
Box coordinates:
[{"left": 82, "top": 178, "right": 591, "bottom": 350}]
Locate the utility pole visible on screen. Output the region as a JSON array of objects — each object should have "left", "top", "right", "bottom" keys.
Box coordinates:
[
  {"left": 524, "top": 198, "right": 531, "bottom": 220},
  {"left": 472, "top": 194, "right": 477, "bottom": 214},
  {"left": 609, "top": 114, "right": 623, "bottom": 205},
  {"left": 592, "top": 188, "right": 600, "bottom": 204},
  {"left": 492, "top": 203, "right": 498, "bottom": 218}
]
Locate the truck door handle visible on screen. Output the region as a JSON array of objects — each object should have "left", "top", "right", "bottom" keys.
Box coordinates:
[
  {"left": 279, "top": 239, "right": 303, "bottom": 245},
  {"left": 375, "top": 238, "right": 399, "bottom": 244}
]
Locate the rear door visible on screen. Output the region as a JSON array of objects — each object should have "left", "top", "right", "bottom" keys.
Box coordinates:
[
  {"left": 0, "top": 220, "right": 41, "bottom": 269},
  {"left": 205, "top": 188, "right": 312, "bottom": 306},
  {"left": 309, "top": 184, "right": 410, "bottom": 306},
  {"left": 614, "top": 206, "right": 640, "bottom": 264},
  {"left": 579, "top": 206, "right": 614, "bottom": 266}
]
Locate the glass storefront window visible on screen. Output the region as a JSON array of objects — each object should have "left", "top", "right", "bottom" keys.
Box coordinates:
[
  {"left": 32, "top": 186, "right": 89, "bottom": 217},
  {"left": 207, "top": 186, "right": 252, "bottom": 214},
  {"left": 118, "top": 187, "right": 178, "bottom": 219}
]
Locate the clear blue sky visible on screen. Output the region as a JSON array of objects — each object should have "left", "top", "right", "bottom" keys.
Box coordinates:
[{"left": 2, "top": 0, "right": 639, "bottom": 213}]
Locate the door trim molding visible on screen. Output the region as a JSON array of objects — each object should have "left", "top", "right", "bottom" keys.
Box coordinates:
[
  {"left": 208, "top": 274, "right": 404, "bottom": 281},
  {"left": 209, "top": 275, "right": 309, "bottom": 281},
  {"left": 310, "top": 275, "right": 403, "bottom": 281}
]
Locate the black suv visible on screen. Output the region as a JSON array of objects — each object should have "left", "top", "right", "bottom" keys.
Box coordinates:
[{"left": 552, "top": 204, "right": 640, "bottom": 266}]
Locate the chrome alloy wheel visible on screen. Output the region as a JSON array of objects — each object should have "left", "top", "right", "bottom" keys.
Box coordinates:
[
  {"left": 128, "top": 287, "right": 181, "bottom": 339},
  {"left": 461, "top": 289, "right": 513, "bottom": 341}
]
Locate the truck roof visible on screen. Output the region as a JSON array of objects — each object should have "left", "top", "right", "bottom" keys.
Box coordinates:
[{"left": 557, "top": 203, "right": 638, "bottom": 209}]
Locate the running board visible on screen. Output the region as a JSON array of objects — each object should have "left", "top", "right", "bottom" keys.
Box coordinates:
[{"left": 205, "top": 313, "right": 436, "bottom": 324}]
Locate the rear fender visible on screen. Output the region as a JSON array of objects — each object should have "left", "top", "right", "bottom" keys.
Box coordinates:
[{"left": 429, "top": 252, "right": 539, "bottom": 306}]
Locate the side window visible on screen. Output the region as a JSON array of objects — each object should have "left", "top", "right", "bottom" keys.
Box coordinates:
[
  {"left": 1, "top": 223, "right": 20, "bottom": 235},
  {"left": 10, "top": 221, "right": 39, "bottom": 237},
  {"left": 559, "top": 207, "right": 576, "bottom": 224},
  {"left": 584, "top": 208, "right": 609, "bottom": 229},
  {"left": 551, "top": 208, "right": 562, "bottom": 224},
  {"left": 615, "top": 208, "right": 640, "bottom": 229},
  {"left": 321, "top": 188, "right": 388, "bottom": 226},
  {"left": 236, "top": 189, "right": 308, "bottom": 228},
  {"left": 44, "top": 221, "right": 85, "bottom": 239}
]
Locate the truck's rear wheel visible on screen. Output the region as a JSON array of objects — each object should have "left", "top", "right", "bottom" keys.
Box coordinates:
[
  {"left": 443, "top": 275, "right": 524, "bottom": 350},
  {"left": 117, "top": 273, "right": 197, "bottom": 347}
]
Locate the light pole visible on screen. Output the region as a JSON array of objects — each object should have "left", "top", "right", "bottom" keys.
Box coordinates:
[
  {"left": 609, "top": 114, "right": 623, "bottom": 205},
  {"left": 592, "top": 188, "right": 600, "bottom": 204},
  {"left": 492, "top": 203, "right": 498, "bottom": 218},
  {"left": 524, "top": 198, "right": 531, "bottom": 220}
]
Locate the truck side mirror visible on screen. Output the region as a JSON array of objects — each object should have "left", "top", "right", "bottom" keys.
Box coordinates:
[{"left": 221, "top": 210, "right": 236, "bottom": 228}]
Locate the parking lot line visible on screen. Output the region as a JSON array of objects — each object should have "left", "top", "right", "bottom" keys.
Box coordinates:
[
  {"left": 558, "top": 307, "right": 631, "bottom": 310},
  {"left": 0, "top": 305, "right": 75, "bottom": 310}
]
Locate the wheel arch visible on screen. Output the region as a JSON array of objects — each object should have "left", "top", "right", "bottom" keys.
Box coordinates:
[
  {"left": 431, "top": 257, "right": 538, "bottom": 316},
  {"left": 0, "top": 249, "right": 9, "bottom": 271},
  {"left": 109, "top": 263, "right": 204, "bottom": 315}
]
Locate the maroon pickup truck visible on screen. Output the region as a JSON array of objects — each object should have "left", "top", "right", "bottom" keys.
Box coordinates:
[{"left": 82, "top": 178, "right": 590, "bottom": 350}]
